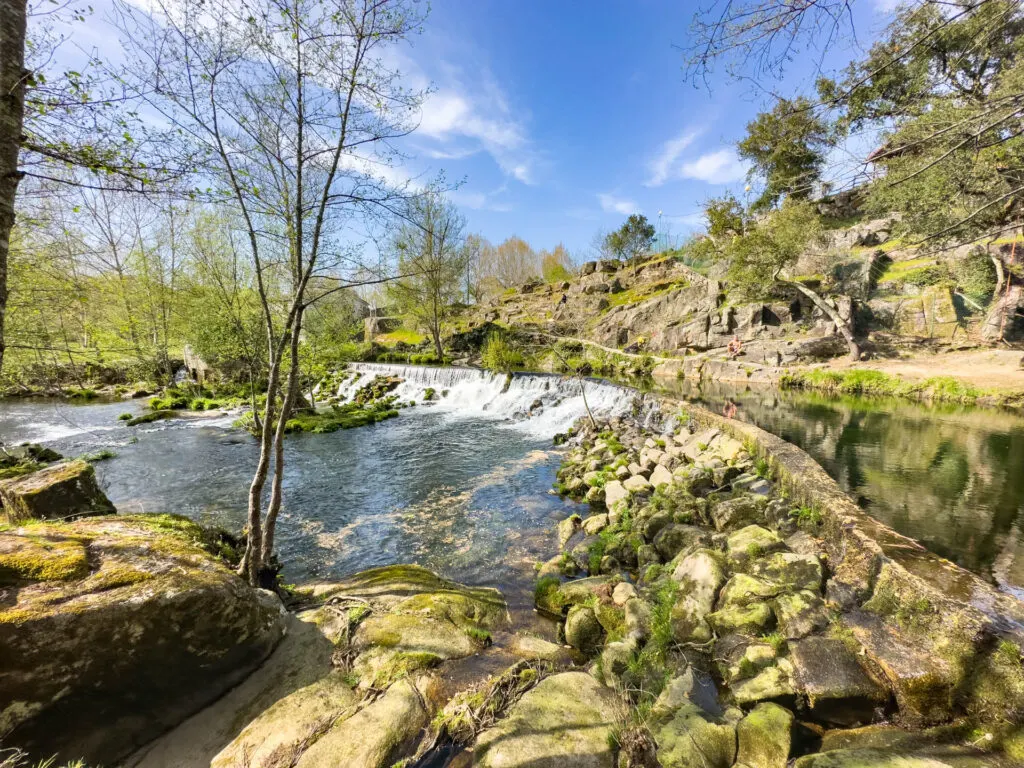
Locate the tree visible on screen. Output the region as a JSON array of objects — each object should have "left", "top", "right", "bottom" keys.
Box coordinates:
[
  {"left": 703, "top": 194, "right": 746, "bottom": 243},
  {"left": 540, "top": 243, "right": 574, "bottom": 283},
  {"left": 727, "top": 200, "right": 862, "bottom": 359},
  {"left": 738, "top": 97, "right": 833, "bottom": 210},
  {"left": 473, "top": 235, "right": 539, "bottom": 292},
  {"left": 603, "top": 214, "right": 656, "bottom": 262},
  {"left": 117, "top": 0, "right": 427, "bottom": 586},
  {"left": 684, "top": 0, "right": 861, "bottom": 84},
  {"left": 387, "top": 192, "right": 467, "bottom": 359},
  {"left": 0, "top": 0, "right": 28, "bottom": 381},
  {"left": 821, "top": 1, "right": 1024, "bottom": 248}
]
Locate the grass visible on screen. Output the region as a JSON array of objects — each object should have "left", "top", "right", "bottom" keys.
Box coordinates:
[
  {"left": 602, "top": 279, "right": 689, "bottom": 311},
  {"left": 79, "top": 449, "right": 116, "bottom": 462},
  {"left": 779, "top": 368, "right": 1012, "bottom": 406},
  {"left": 375, "top": 328, "right": 426, "bottom": 346},
  {"left": 283, "top": 402, "right": 399, "bottom": 434},
  {"left": 789, "top": 505, "right": 823, "bottom": 529}
]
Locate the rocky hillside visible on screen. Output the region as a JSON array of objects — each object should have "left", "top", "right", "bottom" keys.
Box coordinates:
[{"left": 454, "top": 218, "right": 1023, "bottom": 374}]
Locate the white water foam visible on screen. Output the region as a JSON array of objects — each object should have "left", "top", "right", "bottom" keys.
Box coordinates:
[{"left": 335, "top": 363, "right": 640, "bottom": 438}]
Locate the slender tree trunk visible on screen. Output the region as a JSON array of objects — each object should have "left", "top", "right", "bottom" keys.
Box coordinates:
[
  {"left": 239, "top": 343, "right": 286, "bottom": 584},
  {"left": 0, "top": 0, "right": 28, "bottom": 378},
  {"left": 261, "top": 306, "right": 303, "bottom": 571},
  {"left": 785, "top": 280, "right": 861, "bottom": 361}
]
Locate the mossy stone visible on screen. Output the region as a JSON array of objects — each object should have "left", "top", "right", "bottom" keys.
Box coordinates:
[
  {"left": 737, "top": 702, "right": 793, "bottom": 768},
  {"left": 656, "top": 701, "right": 737, "bottom": 768},
  {"left": 708, "top": 602, "right": 773, "bottom": 635},
  {"left": 474, "top": 672, "right": 619, "bottom": 768},
  {"left": 0, "top": 531, "right": 89, "bottom": 584},
  {"left": 211, "top": 672, "right": 361, "bottom": 768}
]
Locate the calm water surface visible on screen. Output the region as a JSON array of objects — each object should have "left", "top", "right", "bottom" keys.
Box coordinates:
[{"left": 657, "top": 378, "right": 1024, "bottom": 598}]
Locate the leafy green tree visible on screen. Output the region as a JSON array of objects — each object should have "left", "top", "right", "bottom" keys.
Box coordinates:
[
  {"left": 738, "top": 97, "right": 833, "bottom": 210},
  {"left": 727, "top": 200, "right": 861, "bottom": 359},
  {"left": 703, "top": 194, "right": 746, "bottom": 243},
  {"left": 821, "top": 1, "right": 1024, "bottom": 249},
  {"left": 387, "top": 192, "right": 468, "bottom": 359},
  {"left": 604, "top": 214, "right": 656, "bottom": 262}
]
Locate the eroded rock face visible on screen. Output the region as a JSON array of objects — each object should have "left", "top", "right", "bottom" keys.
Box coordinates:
[
  {"left": 0, "top": 515, "right": 286, "bottom": 765},
  {"left": 473, "top": 672, "right": 620, "bottom": 768},
  {"left": 0, "top": 459, "right": 115, "bottom": 524}
]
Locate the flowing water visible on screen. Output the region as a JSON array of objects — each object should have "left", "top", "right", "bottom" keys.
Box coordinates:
[
  {"left": 1, "top": 363, "right": 1023, "bottom": 603},
  {"left": 0, "top": 367, "right": 637, "bottom": 609}
]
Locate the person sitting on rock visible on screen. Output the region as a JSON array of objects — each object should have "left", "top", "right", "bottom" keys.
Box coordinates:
[{"left": 727, "top": 335, "right": 743, "bottom": 359}]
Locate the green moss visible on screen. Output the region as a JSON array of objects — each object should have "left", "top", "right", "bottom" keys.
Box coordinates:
[
  {"left": 126, "top": 410, "right": 177, "bottom": 426},
  {"left": 90, "top": 564, "right": 153, "bottom": 591},
  {"left": 534, "top": 575, "right": 564, "bottom": 614},
  {"left": 371, "top": 650, "right": 442, "bottom": 688},
  {"left": 0, "top": 533, "right": 90, "bottom": 584},
  {"left": 464, "top": 626, "right": 492, "bottom": 645},
  {"left": 117, "top": 412, "right": 133, "bottom": 421},
  {"left": 0, "top": 461, "right": 42, "bottom": 479},
  {"left": 79, "top": 449, "right": 116, "bottom": 462},
  {"left": 284, "top": 402, "right": 399, "bottom": 434}
]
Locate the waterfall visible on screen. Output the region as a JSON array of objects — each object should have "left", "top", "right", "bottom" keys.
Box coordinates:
[{"left": 335, "top": 362, "right": 643, "bottom": 438}]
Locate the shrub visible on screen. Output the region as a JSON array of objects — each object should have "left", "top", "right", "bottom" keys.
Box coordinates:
[{"left": 481, "top": 331, "right": 525, "bottom": 372}]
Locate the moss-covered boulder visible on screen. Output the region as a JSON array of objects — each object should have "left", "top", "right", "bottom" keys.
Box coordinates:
[
  {"left": 0, "top": 514, "right": 285, "bottom": 765},
  {"left": 671, "top": 550, "right": 726, "bottom": 643},
  {"left": 708, "top": 602, "right": 774, "bottom": 635},
  {"left": 564, "top": 604, "right": 604, "bottom": 654},
  {"left": 746, "top": 551, "right": 823, "bottom": 593},
  {"left": 473, "top": 671, "right": 619, "bottom": 768},
  {"left": 0, "top": 460, "right": 115, "bottom": 524},
  {"left": 309, "top": 564, "right": 507, "bottom": 689},
  {"left": 772, "top": 589, "right": 830, "bottom": 639},
  {"left": 294, "top": 676, "right": 436, "bottom": 768},
  {"left": 727, "top": 525, "right": 785, "bottom": 567},
  {"left": 789, "top": 636, "right": 890, "bottom": 727},
  {"left": 655, "top": 701, "right": 738, "bottom": 768},
  {"left": 737, "top": 702, "right": 793, "bottom": 768}
]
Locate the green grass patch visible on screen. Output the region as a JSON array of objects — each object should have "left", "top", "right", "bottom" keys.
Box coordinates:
[
  {"left": 780, "top": 368, "right": 992, "bottom": 405},
  {"left": 284, "top": 402, "right": 399, "bottom": 434},
  {"left": 375, "top": 328, "right": 427, "bottom": 346}
]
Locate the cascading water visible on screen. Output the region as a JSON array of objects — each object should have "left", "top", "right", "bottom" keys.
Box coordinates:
[{"left": 334, "top": 362, "right": 643, "bottom": 437}]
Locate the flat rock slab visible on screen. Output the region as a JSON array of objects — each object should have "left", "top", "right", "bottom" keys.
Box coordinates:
[
  {"left": 844, "top": 612, "right": 956, "bottom": 726},
  {"left": 473, "top": 671, "right": 619, "bottom": 768},
  {"left": 793, "top": 746, "right": 1014, "bottom": 767},
  {"left": 294, "top": 677, "right": 433, "bottom": 768},
  {"left": 790, "top": 636, "right": 890, "bottom": 727},
  {"left": 211, "top": 672, "right": 360, "bottom": 768}
]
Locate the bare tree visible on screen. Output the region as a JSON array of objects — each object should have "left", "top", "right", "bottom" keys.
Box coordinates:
[{"left": 116, "top": 0, "right": 428, "bottom": 586}]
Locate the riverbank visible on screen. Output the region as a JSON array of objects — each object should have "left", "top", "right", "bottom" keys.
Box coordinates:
[{"left": 3, "top": 373, "right": 1024, "bottom": 766}]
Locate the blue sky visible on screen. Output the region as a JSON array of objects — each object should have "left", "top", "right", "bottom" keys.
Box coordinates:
[
  {"left": 56, "top": 0, "right": 898, "bottom": 255},
  {"left": 392, "top": 0, "right": 897, "bottom": 255}
]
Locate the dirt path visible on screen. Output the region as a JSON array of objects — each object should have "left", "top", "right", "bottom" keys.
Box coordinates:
[{"left": 824, "top": 348, "right": 1024, "bottom": 391}]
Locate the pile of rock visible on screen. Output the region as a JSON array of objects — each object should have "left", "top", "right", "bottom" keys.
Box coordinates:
[{"left": 532, "top": 415, "right": 1024, "bottom": 767}]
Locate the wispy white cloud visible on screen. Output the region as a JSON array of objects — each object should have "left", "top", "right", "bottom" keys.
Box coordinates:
[
  {"left": 450, "top": 186, "right": 513, "bottom": 212},
  {"left": 598, "top": 193, "right": 639, "bottom": 216},
  {"left": 414, "top": 71, "right": 536, "bottom": 184},
  {"left": 681, "top": 149, "right": 747, "bottom": 184},
  {"left": 646, "top": 128, "right": 703, "bottom": 187}
]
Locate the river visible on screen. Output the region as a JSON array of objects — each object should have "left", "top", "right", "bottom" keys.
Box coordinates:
[{"left": 1, "top": 363, "right": 1022, "bottom": 603}]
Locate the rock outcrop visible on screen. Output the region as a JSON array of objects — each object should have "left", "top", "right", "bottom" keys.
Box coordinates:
[
  {"left": 0, "top": 514, "right": 286, "bottom": 765},
  {"left": 0, "top": 459, "right": 115, "bottom": 524}
]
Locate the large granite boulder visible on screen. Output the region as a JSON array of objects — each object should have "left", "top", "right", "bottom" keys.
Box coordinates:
[
  {"left": 0, "top": 514, "right": 285, "bottom": 765},
  {"left": 473, "top": 671, "right": 620, "bottom": 768},
  {"left": 0, "top": 459, "right": 115, "bottom": 524}
]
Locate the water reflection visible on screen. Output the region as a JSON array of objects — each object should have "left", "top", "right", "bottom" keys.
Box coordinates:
[{"left": 660, "top": 378, "right": 1024, "bottom": 596}]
